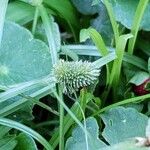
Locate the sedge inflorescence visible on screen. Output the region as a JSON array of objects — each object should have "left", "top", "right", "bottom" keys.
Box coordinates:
[{"left": 53, "top": 59, "right": 100, "bottom": 94}]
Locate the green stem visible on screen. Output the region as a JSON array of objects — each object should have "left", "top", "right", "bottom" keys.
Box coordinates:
[
  {"left": 32, "top": 7, "right": 39, "bottom": 35},
  {"left": 49, "top": 89, "right": 87, "bottom": 149},
  {"left": 73, "top": 92, "right": 89, "bottom": 150},
  {"left": 93, "top": 93, "right": 150, "bottom": 116},
  {"left": 128, "top": 0, "right": 149, "bottom": 55},
  {"left": 58, "top": 86, "right": 64, "bottom": 150},
  {"left": 34, "top": 120, "right": 59, "bottom": 128},
  {"left": 53, "top": 90, "right": 84, "bottom": 131},
  {"left": 67, "top": 20, "right": 78, "bottom": 42}
]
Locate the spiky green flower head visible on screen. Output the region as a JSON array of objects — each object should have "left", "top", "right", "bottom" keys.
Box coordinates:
[{"left": 53, "top": 59, "right": 100, "bottom": 94}]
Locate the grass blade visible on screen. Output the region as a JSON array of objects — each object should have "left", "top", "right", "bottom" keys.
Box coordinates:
[
  {"left": 128, "top": 0, "right": 149, "bottom": 54},
  {"left": 0, "top": 118, "right": 53, "bottom": 150},
  {"left": 38, "top": 4, "right": 58, "bottom": 65},
  {"left": 93, "top": 52, "right": 117, "bottom": 68},
  {"left": 103, "top": 0, "right": 119, "bottom": 45},
  {"left": 81, "top": 27, "right": 110, "bottom": 86},
  {"left": 123, "top": 52, "right": 147, "bottom": 71},
  {"left": 111, "top": 34, "right": 133, "bottom": 88},
  {"left": 58, "top": 86, "right": 64, "bottom": 150},
  {"left": 0, "top": 85, "right": 55, "bottom": 117},
  {"left": 61, "top": 45, "right": 147, "bottom": 71},
  {"left": 61, "top": 45, "right": 114, "bottom": 57},
  {"left": 93, "top": 93, "right": 150, "bottom": 116},
  {"left": 0, "top": 76, "right": 55, "bottom": 103},
  {"left": 0, "top": 0, "right": 9, "bottom": 45},
  {"left": 49, "top": 89, "right": 88, "bottom": 149}
]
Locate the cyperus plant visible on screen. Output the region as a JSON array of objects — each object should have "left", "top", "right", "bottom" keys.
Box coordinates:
[{"left": 53, "top": 59, "right": 100, "bottom": 94}]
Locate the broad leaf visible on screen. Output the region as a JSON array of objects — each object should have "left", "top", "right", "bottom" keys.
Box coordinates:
[
  {"left": 44, "top": 0, "right": 80, "bottom": 32},
  {"left": 6, "top": 1, "right": 35, "bottom": 25},
  {"left": 0, "top": 126, "right": 17, "bottom": 150},
  {"left": 0, "top": 137, "right": 17, "bottom": 150},
  {"left": 0, "top": 126, "right": 11, "bottom": 139},
  {"left": 101, "top": 140, "right": 150, "bottom": 150},
  {"left": 101, "top": 107, "right": 148, "bottom": 144},
  {"left": 65, "top": 117, "right": 106, "bottom": 150},
  {"left": 0, "top": 21, "right": 52, "bottom": 119},
  {"left": 66, "top": 107, "right": 149, "bottom": 150},
  {"left": 0, "top": 21, "right": 52, "bottom": 86},
  {"left": 15, "top": 133, "right": 37, "bottom": 150},
  {"left": 71, "top": 0, "right": 98, "bottom": 15},
  {"left": 108, "top": 0, "right": 150, "bottom": 31},
  {"left": 71, "top": 0, "right": 113, "bottom": 45},
  {"left": 129, "top": 71, "right": 150, "bottom": 86}
]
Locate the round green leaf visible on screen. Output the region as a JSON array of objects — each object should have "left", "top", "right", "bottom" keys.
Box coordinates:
[
  {"left": 109, "top": 0, "right": 150, "bottom": 31},
  {"left": 102, "top": 139, "right": 150, "bottom": 150},
  {"left": 0, "top": 21, "right": 52, "bottom": 86},
  {"left": 65, "top": 117, "right": 106, "bottom": 150},
  {"left": 101, "top": 107, "right": 148, "bottom": 145}
]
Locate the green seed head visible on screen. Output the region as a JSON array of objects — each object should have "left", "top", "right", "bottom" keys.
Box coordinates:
[{"left": 53, "top": 59, "right": 100, "bottom": 94}]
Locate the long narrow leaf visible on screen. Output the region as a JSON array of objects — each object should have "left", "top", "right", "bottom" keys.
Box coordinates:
[
  {"left": 0, "top": 118, "right": 53, "bottom": 150},
  {"left": 0, "top": 0, "right": 9, "bottom": 45},
  {"left": 0, "top": 76, "right": 55, "bottom": 103},
  {"left": 61, "top": 45, "right": 114, "bottom": 56},
  {"left": 50, "top": 89, "right": 88, "bottom": 148},
  {"left": 123, "top": 52, "right": 147, "bottom": 71},
  {"left": 103, "top": 0, "right": 119, "bottom": 45},
  {"left": 128, "top": 0, "right": 149, "bottom": 54},
  {"left": 0, "top": 85, "right": 55, "bottom": 117},
  {"left": 82, "top": 27, "right": 111, "bottom": 85},
  {"left": 92, "top": 52, "right": 117, "bottom": 68},
  {"left": 111, "top": 34, "right": 133, "bottom": 88},
  {"left": 38, "top": 4, "right": 58, "bottom": 65},
  {"left": 61, "top": 45, "right": 146, "bottom": 71}
]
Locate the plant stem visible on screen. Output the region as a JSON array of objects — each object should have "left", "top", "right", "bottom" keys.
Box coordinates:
[
  {"left": 93, "top": 93, "right": 150, "bottom": 116},
  {"left": 34, "top": 120, "right": 59, "bottom": 128},
  {"left": 67, "top": 20, "right": 78, "bottom": 42},
  {"left": 128, "top": 0, "right": 149, "bottom": 55},
  {"left": 32, "top": 7, "right": 39, "bottom": 35},
  {"left": 49, "top": 89, "right": 87, "bottom": 149},
  {"left": 58, "top": 86, "right": 64, "bottom": 150},
  {"left": 53, "top": 90, "right": 85, "bottom": 131}
]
